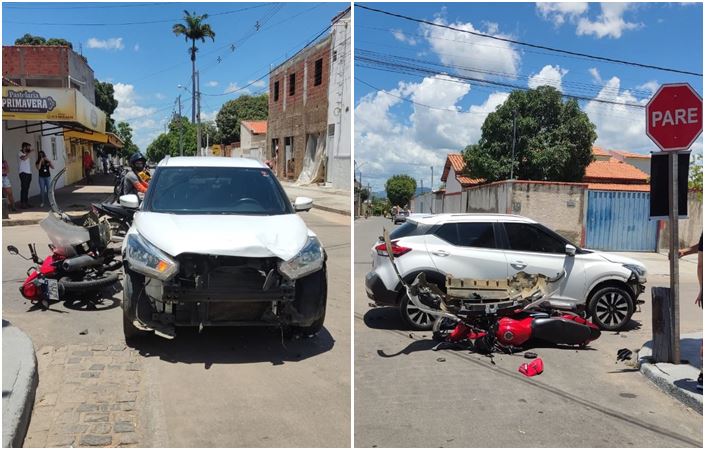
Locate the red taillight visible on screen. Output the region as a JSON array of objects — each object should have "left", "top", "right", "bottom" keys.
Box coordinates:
[
  {"left": 22, "top": 282, "right": 38, "bottom": 300},
  {"left": 375, "top": 240, "right": 412, "bottom": 257}
]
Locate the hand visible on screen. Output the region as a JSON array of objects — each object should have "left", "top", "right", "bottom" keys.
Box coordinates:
[{"left": 696, "top": 291, "right": 702, "bottom": 308}]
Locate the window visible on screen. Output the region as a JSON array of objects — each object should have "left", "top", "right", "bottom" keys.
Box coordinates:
[
  {"left": 434, "top": 222, "right": 496, "bottom": 248},
  {"left": 332, "top": 50, "right": 337, "bottom": 62},
  {"left": 504, "top": 223, "right": 565, "bottom": 254},
  {"left": 314, "top": 58, "right": 323, "bottom": 86},
  {"left": 274, "top": 80, "right": 279, "bottom": 102},
  {"left": 289, "top": 73, "right": 296, "bottom": 96}
]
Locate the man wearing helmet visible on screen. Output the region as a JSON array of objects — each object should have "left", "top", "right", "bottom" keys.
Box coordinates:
[{"left": 122, "top": 152, "right": 149, "bottom": 197}]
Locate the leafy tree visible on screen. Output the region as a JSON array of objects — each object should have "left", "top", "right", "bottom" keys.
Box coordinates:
[
  {"left": 385, "top": 174, "right": 417, "bottom": 208},
  {"left": 146, "top": 133, "right": 173, "bottom": 163},
  {"left": 15, "top": 34, "right": 73, "bottom": 49},
  {"left": 464, "top": 86, "right": 596, "bottom": 182},
  {"left": 95, "top": 80, "right": 118, "bottom": 132},
  {"left": 115, "top": 121, "right": 139, "bottom": 157},
  {"left": 173, "top": 11, "right": 215, "bottom": 123},
  {"left": 216, "top": 94, "right": 268, "bottom": 144},
  {"left": 200, "top": 120, "right": 220, "bottom": 147},
  {"left": 360, "top": 188, "right": 370, "bottom": 202},
  {"left": 689, "top": 153, "right": 703, "bottom": 200}
]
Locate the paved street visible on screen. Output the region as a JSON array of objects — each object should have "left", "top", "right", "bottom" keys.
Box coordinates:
[
  {"left": 354, "top": 216, "right": 703, "bottom": 448},
  {"left": 2, "top": 209, "right": 350, "bottom": 448}
]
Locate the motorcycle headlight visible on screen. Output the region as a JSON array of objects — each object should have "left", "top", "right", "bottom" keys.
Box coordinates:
[
  {"left": 623, "top": 264, "right": 646, "bottom": 281},
  {"left": 125, "top": 233, "right": 178, "bottom": 281},
  {"left": 278, "top": 236, "right": 324, "bottom": 280}
]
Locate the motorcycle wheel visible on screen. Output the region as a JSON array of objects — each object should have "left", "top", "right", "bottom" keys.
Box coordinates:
[
  {"left": 431, "top": 316, "right": 457, "bottom": 340},
  {"left": 59, "top": 272, "right": 119, "bottom": 293}
]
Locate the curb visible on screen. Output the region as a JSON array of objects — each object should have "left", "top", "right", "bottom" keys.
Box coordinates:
[
  {"left": 638, "top": 342, "right": 703, "bottom": 414},
  {"left": 312, "top": 204, "right": 350, "bottom": 217},
  {"left": 2, "top": 321, "right": 39, "bottom": 448}
]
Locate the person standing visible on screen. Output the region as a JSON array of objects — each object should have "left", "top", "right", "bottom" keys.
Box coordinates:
[
  {"left": 2, "top": 159, "right": 17, "bottom": 212},
  {"left": 83, "top": 150, "right": 94, "bottom": 184},
  {"left": 679, "top": 233, "right": 703, "bottom": 390},
  {"left": 17, "top": 142, "right": 33, "bottom": 208},
  {"left": 35, "top": 151, "right": 54, "bottom": 208}
]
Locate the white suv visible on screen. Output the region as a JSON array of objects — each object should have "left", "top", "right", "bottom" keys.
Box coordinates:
[
  {"left": 365, "top": 214, "right": 646, "bottom": 331},
  {"left": 120, "top": 157, "right": 327, "bottom": 343}
]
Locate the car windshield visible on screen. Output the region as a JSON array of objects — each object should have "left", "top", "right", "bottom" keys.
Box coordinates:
[{"left": 144, "top": 166, "right": 293, "bottom": 215}]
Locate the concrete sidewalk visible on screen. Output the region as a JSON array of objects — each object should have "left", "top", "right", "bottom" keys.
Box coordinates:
[
  {"left": 639, "top": 332, "right": 703, "bottom": 414},
  {"left": 2, "top": 173, "right": 115, "bottom": 227},
  {"left": 2, "top": 320, "right": 39, "bottom": 448},
  {"left": 280, "top": 181, "right": 350, "bottom": 216}
]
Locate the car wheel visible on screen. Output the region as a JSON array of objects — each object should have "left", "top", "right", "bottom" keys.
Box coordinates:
[
  {"left": 400, "top": 293, "right": 436, "bottom": 331},
  {"left": 122, "top": 269, "right": 151, "bottom": 345},
  {"left": 588, "top": 286, "right": 634, "bottom": 331},
  {"left": 290, "top": 265, "right": 327, "bottom": 336}
]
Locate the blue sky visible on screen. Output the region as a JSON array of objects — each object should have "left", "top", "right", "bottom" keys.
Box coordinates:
[
  {"left": 2, "top": 1, "right": 348, "bottom": 150},
  {"left": 355, "top": 2, "right": 704, "bottom": 192}
]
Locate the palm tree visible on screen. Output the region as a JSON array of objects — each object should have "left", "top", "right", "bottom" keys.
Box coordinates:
[{"left": 172, "top": 11, "right": 215, "bottom": 124}]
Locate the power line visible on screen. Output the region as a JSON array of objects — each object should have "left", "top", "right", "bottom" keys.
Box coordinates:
[
  {"left": 5, "top": 3, "right": 271, "bottom": 26},
  {"left": 4, "top": 2, "right": 177, "bottom": 9},
  {"left": 355, "top": 4, "right": 703, "bottom": 77}
]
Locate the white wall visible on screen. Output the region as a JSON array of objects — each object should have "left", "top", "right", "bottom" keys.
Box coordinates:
[
  {"left": 325, "top": 9, "right": 351, "bottom": 191},
  {"left": 445, "top": 167, "right": 462, "bottom": 194}
]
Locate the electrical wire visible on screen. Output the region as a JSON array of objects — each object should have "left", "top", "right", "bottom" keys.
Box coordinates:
[
  {"left": 4, "top": 2, "right": 177, "bottom": 9},
  {"left": 355, "top": 4, "right": 703, "bottom": 77}
]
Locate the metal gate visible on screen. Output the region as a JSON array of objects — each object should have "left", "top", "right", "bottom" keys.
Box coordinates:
[{"left": 586, "top": 190, "right": 658, "bottom": 251}]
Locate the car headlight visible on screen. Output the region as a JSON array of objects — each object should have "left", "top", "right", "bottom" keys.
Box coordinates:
[
  {"left": 624, "top": 264, "right": 646, "bottom": 280},
  {"left": 125, "top": 233, "right": 179, "bottom": 281},
  {"left": 278, "top": 236, "right": 324, "bottom": 280}
]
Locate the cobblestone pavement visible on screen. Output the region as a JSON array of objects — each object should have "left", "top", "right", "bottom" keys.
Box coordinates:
[{"left": 23, "top": 344, "right": 143, "bottom": 448}]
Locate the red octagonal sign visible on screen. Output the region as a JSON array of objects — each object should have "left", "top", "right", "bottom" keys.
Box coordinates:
[{"left": 646, "top": 83, "right": 703, "bottom": 151}]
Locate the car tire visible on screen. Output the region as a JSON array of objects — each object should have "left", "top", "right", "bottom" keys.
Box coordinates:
[
  {"left": 290, "top": 265, "right": 327, "bottom": 336},
  {"left": 400, "top": 292, "right": 436, "bottom": 331},
  {"left": 588, "top": 286, "right": 634, "bottom": 331},
  {"left": 122, "top": 269, "right": 151, "bottom": 345}
]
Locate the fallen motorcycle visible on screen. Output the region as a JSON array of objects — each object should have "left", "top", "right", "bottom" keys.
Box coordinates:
[
  {"left": 381, "top": 230, "right": 600, "bottom": 354},
  {"left": 6, "top": 169, "right": 121, "bottom": 308},
  {"left": 91, "top": 197, "right": 138, "bottom": 242}
]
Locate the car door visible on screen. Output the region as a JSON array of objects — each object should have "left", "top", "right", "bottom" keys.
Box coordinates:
[
  {"left": 425, "top": 221, "right": 509, "bottom": 280},
  {"left": 500, "top": 222, "right": 586, "bottom": 303}
]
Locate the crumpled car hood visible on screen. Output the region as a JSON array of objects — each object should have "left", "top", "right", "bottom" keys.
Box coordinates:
[{"left": 133, "top": 212, "right": 310, "bottom": 261}]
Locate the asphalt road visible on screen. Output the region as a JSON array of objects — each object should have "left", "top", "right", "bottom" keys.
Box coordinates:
[
  {"left": 2, "top": 208, "right": 351, "bottom": 447},
  {"left": 354, "top": 216, "right": 702, "bottom": 448}
]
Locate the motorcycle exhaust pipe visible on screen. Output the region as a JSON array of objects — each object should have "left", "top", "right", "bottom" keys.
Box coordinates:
[{"left": 62, "top": 254, "right": 104, "bottom": 272}]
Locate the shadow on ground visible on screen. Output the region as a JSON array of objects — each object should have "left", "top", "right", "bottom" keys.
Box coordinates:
[{"left": 129, "top": 326, "right": 336, "bottom": 367}]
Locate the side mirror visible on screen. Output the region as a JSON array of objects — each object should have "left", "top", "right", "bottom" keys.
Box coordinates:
[
  {"left": 293, "top": 196, "right": 313, "bottom": 212},
  {"left": 565, "top": 244, "right": 576, "bottom": 257},
  {"left": 7, "top": 245, "right": 18, "bottom": 255},
  {"left": 119, "top": 194, "right": 139, "bottom": 209}
]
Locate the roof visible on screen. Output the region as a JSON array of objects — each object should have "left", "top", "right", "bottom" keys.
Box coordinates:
[
  {"left": 441, "top": 153, "right": 484, "bottom": 187},
  {"left": 587, "top": 183, "right": 651, "bottom": 192},
  {"left": 583, "top": 159, "right": 649, "bottom": 183},
  {"left": 407, "top": 213, "right": 537, "bottom": 226},
  {"left": 159, "top": 156, "right": 266, "bottom": 168},
  {"left": 611, "top": 150, "right": 651, "bottom": 159},
  {"left": 241, "top": 120, "right": 267, "bottom": 134},
  {"left": 592, "top": 146, "right": 610, "bottom": 157}
]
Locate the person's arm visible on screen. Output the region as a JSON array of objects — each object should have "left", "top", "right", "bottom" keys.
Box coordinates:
[
  {"left": 48, "top": 160, "right": 54, "bottom": 169},
  {"left": 132, "top": 179, "right": 148, "bottom": 193},
  {"left": 35, "top": 159, "right": 41, "bottom": 169},
  {"left": 678, "top": 243, "right": 699, "bottom": 258},
  {"left": 19, "top": 151, "right": 29, "bottom": 161}
]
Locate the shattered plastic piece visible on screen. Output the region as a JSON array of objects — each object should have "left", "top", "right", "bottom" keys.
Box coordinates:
[
  {"left": 79, "top": 329, "right": 88, "bottom": 335},
  {"left": 436, "top": 357, "right": 446, "bottom": 362},
  {"left": 617, "top": 348, "right": 633, "bottom": 362},
  {"left": 518, "top": 358, "right": 544, "bottom": 377},
  {"left": 524, "top": 351, "right": 538, "bottom": 359}
]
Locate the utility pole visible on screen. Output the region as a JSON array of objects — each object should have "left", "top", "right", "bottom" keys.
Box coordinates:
[
  {"left": 196, "top": 70, "right": 202, "bottom": 157},
  {"left": 177, "top": 95, "right": 183, "bottom": 156},
  {"left": 510, "top": 110, "right": 517, "bottom": 180},
  {"left": 430, "top": 166, "right": 434, "bottom": 191}
]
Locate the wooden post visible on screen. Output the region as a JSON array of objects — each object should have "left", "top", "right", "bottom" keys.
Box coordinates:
[{"left": 651, "top": 286, "right": 674, "bottom": 362}]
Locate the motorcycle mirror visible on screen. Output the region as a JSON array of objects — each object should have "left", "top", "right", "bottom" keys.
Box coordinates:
[{"left": 6, "top": 245, "right": 18, "bottom": 255}]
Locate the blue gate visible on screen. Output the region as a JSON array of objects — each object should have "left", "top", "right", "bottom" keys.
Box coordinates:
[{"left": 586, "top": 191, "right": 658, "bottom": 251}]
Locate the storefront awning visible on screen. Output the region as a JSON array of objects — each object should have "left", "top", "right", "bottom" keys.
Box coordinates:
[
  {"left": 63, "top": 129, "right": 124, "bottom": 148},
  {"left": 2, "top": 86, "right": 106, "bottom": 133}
]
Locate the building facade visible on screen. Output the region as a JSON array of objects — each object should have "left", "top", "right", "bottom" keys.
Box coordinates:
[{"left": 238, "top": 120, "right": 267, "bottom": 162}]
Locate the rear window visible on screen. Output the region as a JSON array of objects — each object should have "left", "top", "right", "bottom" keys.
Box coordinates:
[
  {"left": 390, "top": 221, "right": 419, "bottom": 240},
  {"left": 434, "top": 222, "right": 496, "bottom": 249}
]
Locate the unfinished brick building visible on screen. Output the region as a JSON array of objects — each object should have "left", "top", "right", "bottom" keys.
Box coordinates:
[{"left": 267, "top": 35, "right": 331, "bottom": 181}]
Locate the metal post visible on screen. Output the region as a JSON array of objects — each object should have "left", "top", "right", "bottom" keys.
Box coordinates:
[
  {"left": 510, "top": 110, "right": 517, "bottom": 180},
  {"left": 196, "top": 71, "right": 202, "bottom": 157},
  {"left": 668, "top": 151, "right": 681, "bottom": 363},
  {"left": 177, "top": 95, "right": 183, "bottom": 157},
  {"left": 431, "top": 166, "right": 434, "bottom": 191}
]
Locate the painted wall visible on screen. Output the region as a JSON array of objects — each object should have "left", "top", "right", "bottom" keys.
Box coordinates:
[
  {"left": 658, "top": 192, "right": 703, "bottom": 250},
  {"left": 445, "top": 167, "right": 462, "bottom": 194}
]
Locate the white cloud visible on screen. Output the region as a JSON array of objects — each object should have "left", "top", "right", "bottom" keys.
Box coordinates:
[
  {"left": 86, "top": 37, "right": 124, "bottom": 50},
  {"left": 355, "top": 75, "right": 509, "bottom": 191},
  {"left": 576, "top": 3, "right": 642, "bottom": 39},
  {"left": 588, "top": 68, "right": 602, "bottom": 84},
  {"left": 200, "top": 110, "right": 218, "bottom": 122},
  {"left": 527, "top": 65, "right": 568, "bottom": 92},
  {"left": 154, "top": 93, "right": 165, "bottom": 100},
  {"left": 224, "top": 82, "right": 248, "bottom": 95},
  {"left": 133, "top": 44, "right": 139, "bottom": 52},
  {"left": 536, "top": 2, "right": 588, "bottom": 26},
  {"left": 112, "top": 83, "right": 159, "bottom": 148},
  {"left": 637, "top": 80, "right": 659, "bottom": 95},
  {"left": 248, "top": 79, "right": 266, "bottom": 89},
  {"left": 207, "top": 81, "right": 219, "bottom": 87},
  {"left": 421, "top": 16, "right": 521, "bottom": 79},
  {"left": 391, "top": 29, "right": 417, "bottom": 46}
]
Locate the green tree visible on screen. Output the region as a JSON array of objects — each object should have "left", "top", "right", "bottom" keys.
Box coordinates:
[
  {"left": 360, "top": 188, "right": 370, "bottom": 202},
  {"left": 464, "top": 86, "right": 596, "bottom": 182},
  {"left": 689, "top": 153, "right": 703, "bottom": 200},
  {"left": 200, "top": 120, "right": 220, "bottom": 147},
  {"left": 94, "top": 80, "right": 119, "bottom": 132},
  {"left": 146, "top": 133, "right": 173, "bottom": 163},
  {"left": 172, "top": 11, "right": 215, "bottom": 123},
  {"left": 215, "top": 94, "right": 269, "bottom": 144},
  {"left": 385, "top": 174, "right": 417, "bottom": 208},
  {"left": 115, "top": 121, "right": 139, "bottom": 157},
  {"left": 15, "top": 34, "right": 73, "bottom": 49}
]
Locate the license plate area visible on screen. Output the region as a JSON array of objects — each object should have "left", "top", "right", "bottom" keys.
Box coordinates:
[{"left": 46, "top": 279, "right": 59, "bottom": 300}]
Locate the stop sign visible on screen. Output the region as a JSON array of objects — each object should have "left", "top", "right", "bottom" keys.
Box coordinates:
[{"left": 646, "top": 83, "right": 703, "bottom": 151}]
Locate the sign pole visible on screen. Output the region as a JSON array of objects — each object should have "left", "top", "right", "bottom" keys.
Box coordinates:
[{"left": 668, "top": 152, "right": 680, "bottom": 363}]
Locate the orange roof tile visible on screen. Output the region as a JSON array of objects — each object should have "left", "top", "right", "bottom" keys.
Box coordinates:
[
  {"left": 592, "top": 146, "right": 610, "bottom": 156},
  {"left": 441, "top": 153, "right": 465, "bottom": 182},
  {"left": 241, "top": 120, "right": 268, "bottom": 134},
  {"left": 583, "top": 159, "right": 648, "bottom": 183},
  {"left": 587, "top": 183, "right": 650, "bottom": 192},
  {"left": 457, "top": 175, "right": 483, "bottom": 186},
  {"left": 612, "top": 150, "right": 651, "bottom": 159}
]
